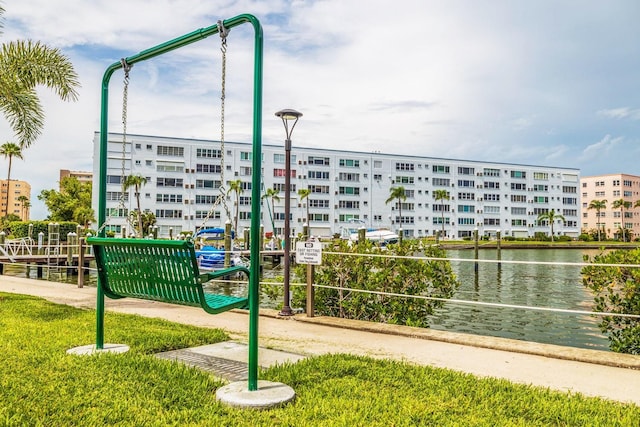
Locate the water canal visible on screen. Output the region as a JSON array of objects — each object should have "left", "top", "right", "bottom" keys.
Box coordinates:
[
  {"left": 434, "top": 248, "right": 609, "bottom": 350},
  {"left": 2, "top": 247, "right": 613, "bottom": 351}
]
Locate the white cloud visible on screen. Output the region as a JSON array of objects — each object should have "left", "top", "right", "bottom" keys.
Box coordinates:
[
  {"left": 579, "top": 135, "right": 623, "bottom": 162},
  {"left": 597, "top": 107, "right": 640, "bottom": 121}
]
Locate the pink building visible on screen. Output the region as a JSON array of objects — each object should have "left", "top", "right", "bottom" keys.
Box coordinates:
[{"left": 581, "top": 173, "right": 640, "bottom": 240}]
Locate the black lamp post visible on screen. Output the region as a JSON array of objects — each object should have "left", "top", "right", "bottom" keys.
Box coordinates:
[{"left": 275, "top": 108, "right": 302, "bottom": 316}]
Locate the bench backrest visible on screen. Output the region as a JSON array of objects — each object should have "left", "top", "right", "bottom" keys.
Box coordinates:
[{"left": 88, "top": 237, "right": 207, "bottom": 306}]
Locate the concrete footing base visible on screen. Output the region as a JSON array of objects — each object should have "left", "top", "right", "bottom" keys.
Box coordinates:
[
  {"left": 216, "top": 380, "right": 295, "bottom": 410},
  {"left": 66, "top": 343, "right": 130, "bottom": 355}
]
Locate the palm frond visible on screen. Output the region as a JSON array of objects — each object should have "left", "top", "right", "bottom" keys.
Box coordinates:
[
  {"left": 1, "top": 40, "right": 80, "bottom": 101},
  {"left": 0, "top": 87, "right": 44, "bottom": 148}
]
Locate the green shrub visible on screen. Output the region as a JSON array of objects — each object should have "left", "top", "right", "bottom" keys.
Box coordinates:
[
  {"left": 579, "top": 233, "right": 594, "bottom": 242},
  {"left": 8, "top": 221, "right": 80, "bottom": 241},
  {"left": 582, "top": 249, "right": 640, "bottom": 354},
  {"left": 294, "top": 239, "right": 459, "bottom": 327}
]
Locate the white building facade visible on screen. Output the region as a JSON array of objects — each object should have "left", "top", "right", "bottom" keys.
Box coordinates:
[{"left": 92, "top": 132, "right": 581, "bottom": 239}]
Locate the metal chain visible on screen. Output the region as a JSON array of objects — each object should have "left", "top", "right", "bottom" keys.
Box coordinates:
[
  {"left": 120, "top": 58, "right": 131, "bottom": 206},
  {"left": 199, "top": 21, "right": 232, "bottom": 230},
  {"left": 97, "top": 59, "right": 135, "bottom": 236}
]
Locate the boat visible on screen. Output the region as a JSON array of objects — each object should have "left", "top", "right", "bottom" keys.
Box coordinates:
[
  {"left": 348, "top": 228, "right": 399, "bottom": 246},
  {"left": 194, "top": 228, "right": 244, "bottom": 270},
  {"left": 339, "top": 219, "right": 399, "bottom": 246}
]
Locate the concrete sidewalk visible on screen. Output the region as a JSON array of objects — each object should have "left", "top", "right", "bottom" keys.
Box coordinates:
[{"left": 1, "top": 276, "right": 640, "bottom": 405}]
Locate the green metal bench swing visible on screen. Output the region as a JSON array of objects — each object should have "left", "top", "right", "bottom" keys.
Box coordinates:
[{"left": 88, "top": 15, "right": 266, "bottom": 393}]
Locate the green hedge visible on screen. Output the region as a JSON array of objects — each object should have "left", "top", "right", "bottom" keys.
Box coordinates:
[{"left": 7, "top": 221, "right": 81, "bottom": 242}]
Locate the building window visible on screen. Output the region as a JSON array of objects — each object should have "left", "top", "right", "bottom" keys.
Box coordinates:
[
  {"left": 196, "top": 164, "right": 222, "bottom": 174},
  {"left": 432, "top": 165, "right": 450, "bottom": 174},
  {"left": 396, "top": 162, "right": 415, "bottom": 171},
  {"left": 308, "top": 156, "right": 330, "bottom": 166},
  {"left": 339, "top": 186, "right": 360, "bottom": 195},
  {"left": 432, "top": 178, "right": 450, "bottom": 186},
  {"left": 156, "top": 194, "right": 183, "bottom": 203},
  {"left": 197, "top": 148, "right": 222, "bottom": 158},
  {"left": 195, "top": 179, "right": 221, "bottom": 189},
  {"left": 157, "top": 146, "right": 184, "bottom": 156},
  {"left": 274, "top": 168, "right": 296, "bottom": 177},
  {"left": 156, "top": 178, "right": 183, "bottom": 187},
  {"left": 308, "top": 171, "right": 330, "bottom": 180}
]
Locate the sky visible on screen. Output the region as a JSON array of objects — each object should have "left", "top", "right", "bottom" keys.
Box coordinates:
[{"left": 2, "top": 0, "right": 640, "bottom": 219}]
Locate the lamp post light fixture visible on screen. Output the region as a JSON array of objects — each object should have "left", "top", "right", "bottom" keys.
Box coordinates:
[{"left": 275, "top": 108, "right": 302, "bottom": 316}]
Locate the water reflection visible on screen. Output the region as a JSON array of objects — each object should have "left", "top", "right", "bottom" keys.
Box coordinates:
[{"left": 432, "top": 248, "right": 609, "bottom": 350}]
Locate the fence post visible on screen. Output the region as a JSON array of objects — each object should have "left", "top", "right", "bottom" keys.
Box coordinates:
[
  {"left": 244, "top": 227, "right": 250, "bottom": 250},
  {"left": 37, "top": 232, "right": 44, "bottom": 255},
  {"left": 224, "top": 221, "right": 232, "bottom": 268},
  {"left": 496, "top": 229, "right": 502, "bottom": 269},
  {"left": 78, "top": 237, "right": 85, "bottom": 288},
  {"left": 474, "top": 227, "right": 479, "bottom": 273},
  {"left": 306, "top": 264, "right": 315, "bottom": 317}
]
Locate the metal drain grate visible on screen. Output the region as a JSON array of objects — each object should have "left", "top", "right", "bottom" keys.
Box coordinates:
[{"left": 156, "top": 349, "right": 249, "bottom": 381}]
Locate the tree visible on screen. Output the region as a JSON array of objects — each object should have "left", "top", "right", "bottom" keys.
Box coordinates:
[
  {"left": 433, "top": 189, "right": 450, "bottom": 237},
  {"left": 16, "top": 194, "right": 28, "bottom": 219},
  {"left": 0, "top": 142, "right": 22, "bottom": 217},
  {"left": 123, "top": 174, "right": 148, "bottom": 237},
  {"left": 386, "top": 186, "right": 406, "bottom": 233},
  {"left": 587, "top": 199, "right": 607, "bottom": 242},
  {"left": 536, "top": 209, "right": 566, "bottom": 242},
  {"left": 38, "top": 176, "right": 93, "bottom": 222},
  {"left": 292, "top": 239, "right": 459, "bottom": 328},
  {"left": 297, "top": 188, "right": 311, "bottom": 231},
  {"left": 582, "top": 249, "right": 640, "bottom": 354},
  {"left": 0, "top": 6, "right": 80, "bottom": 149},
  {"left": 129, "top": 210, "right": 156, "bottom": 236},
  {"left": 227, "top": 179, "right": 243, "bottom": 234},
  {"left": 262, "top": 187, "right": 280, "bottom": 234},
  {"left": 73, "top": 206, "right": 95, "bottom": 230},
  {"left": 612, "top": 199, "right": 632, "bottom": 242}
]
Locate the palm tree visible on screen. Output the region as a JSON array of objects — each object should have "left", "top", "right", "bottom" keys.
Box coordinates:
[
  {"left": 612, "top": 199, "right": 632, "bottom": 242},
  {"left": 536, "top": 209, "right": 566, "bottom": 242},
  {"left": 298, "top": 188, "right": 311, "bottom": 230},
  {"left": 123, "top": 174, "right": 147, "bottom": 237},
  {"left": 227, "top": 179, "right": 244, "bottom": 234},
  {"left": 0, "top": 142, "right": 23, "bottom": 217},
  {"left": 17, "top": 194, "right": 28, "bottom": 220},
  {"left": 587, "top": 199, "right": 607, "bottom": 241},
  {"left": 262, "top": 187, "right": 280, "bottom": 234},
  {"left": 0, "top": 6, "right": 80, "bottom": 149},
  {"left": 433, "top": 189, "right": 450, "bottom": 237},
  {"left": 385, "top": 186, "right": 406, "bottom": 233}
]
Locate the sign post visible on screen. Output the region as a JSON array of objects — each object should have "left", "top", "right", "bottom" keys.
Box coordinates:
[{"left": 296, "top": 240, "right": 322, "bottom": 317}]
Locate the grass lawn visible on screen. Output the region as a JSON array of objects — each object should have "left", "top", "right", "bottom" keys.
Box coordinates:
[{"left": 1, "top": 291, "right": 638, "bottom": 426}]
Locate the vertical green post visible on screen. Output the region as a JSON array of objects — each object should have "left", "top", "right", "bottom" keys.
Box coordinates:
[{"left": 246, "top": 14, "right": 264, "bottom": 392}]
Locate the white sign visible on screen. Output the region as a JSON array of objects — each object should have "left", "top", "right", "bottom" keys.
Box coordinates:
[{"left": 295, "top": 240, "right": 322, "bottom": 265}]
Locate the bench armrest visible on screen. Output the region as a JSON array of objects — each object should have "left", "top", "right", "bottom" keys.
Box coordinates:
[{"left": 199, "top": 265, "right": 250, "bottom": 283}]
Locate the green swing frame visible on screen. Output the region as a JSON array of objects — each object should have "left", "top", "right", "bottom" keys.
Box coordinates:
[{"left": 94, "top": 14, "right": 264, "bottom": 391}]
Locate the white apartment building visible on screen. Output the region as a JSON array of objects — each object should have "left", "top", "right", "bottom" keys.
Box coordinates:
[{"left": 92, "top": 132, "right": 581, "bottom": 239}]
